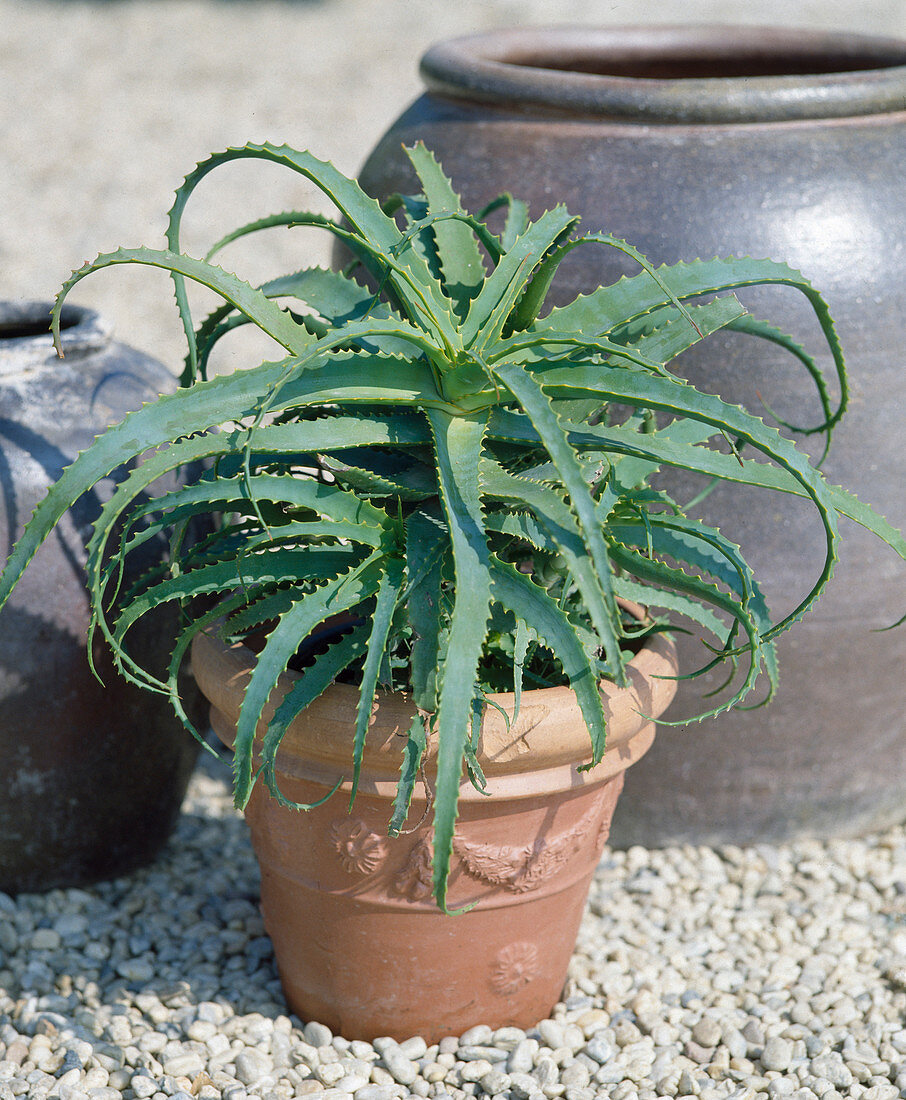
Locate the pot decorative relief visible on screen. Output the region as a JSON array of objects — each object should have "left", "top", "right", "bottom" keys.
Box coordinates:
[
  {"left": 355, "top": 25, "right": 906, "bottom": 847},
  {"left": 0, "top": 301, "right": 199, "bottom": 892},
  {"left": 191, "top": 621, "right": 677, "bottom": 1042}
]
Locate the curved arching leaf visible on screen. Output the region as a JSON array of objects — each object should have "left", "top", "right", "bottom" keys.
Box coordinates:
[{"left": 233, "top": 554, "right": 386, "bottom": 807}]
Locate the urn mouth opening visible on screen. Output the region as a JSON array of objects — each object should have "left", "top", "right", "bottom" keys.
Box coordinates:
[
  {"left": 0, "top": 301, "right": 111, "bottom": 371},
  {"left": 0, "top": 306, "right": 79, "bottom": 341},
  {"left": 420, "top": 25, "right": 906, "bottom": 123}
]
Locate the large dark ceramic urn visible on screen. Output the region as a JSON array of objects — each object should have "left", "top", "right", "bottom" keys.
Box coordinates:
[
  {"left": 355, "top": 26, "right": 906, "bottom": 846},
  {"left": 0, "top": 301, "right": 199, "bottom": 891}
]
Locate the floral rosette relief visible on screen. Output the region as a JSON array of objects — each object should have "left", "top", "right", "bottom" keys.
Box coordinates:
[{"left": 329, "top": 819, "right": 391, "bottom": 876}]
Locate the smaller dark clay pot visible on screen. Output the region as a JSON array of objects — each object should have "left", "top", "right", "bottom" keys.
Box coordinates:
[{"left": 0, "top": 301, "right": 200, "bottom": 893}]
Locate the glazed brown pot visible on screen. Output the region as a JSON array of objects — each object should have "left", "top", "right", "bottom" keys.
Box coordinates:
[
  {"left": 0, "top": 301, "right": 200, "bottom": 892},
  {"left": 354, "top": 25, "right": 906, "bottom": 848},
  {"left": 191, "top": 621, "right": 677, "bottom": 1042}
]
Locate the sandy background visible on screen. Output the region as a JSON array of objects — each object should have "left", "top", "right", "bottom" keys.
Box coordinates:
[{"left": 3, "top": 0, "right": 906, "bottom": 373}]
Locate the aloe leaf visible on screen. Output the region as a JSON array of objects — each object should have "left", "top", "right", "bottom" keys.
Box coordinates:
[
  {"left": 522, "top": 362, "right": 840, "bottom": 636},
  {"left": 166, "top": 142, "right": 460, "bottom": 368},
  {"left": 404, "top": 143, "right": 486, "bottom": 316},
  {"left": 163, "top": 587, "right": 269, "bottom": 747},
  {"left": 349, "top": 558, "right": 406, "bottom": 806},
  {"left": 83, "top": 412, "right": 423, "bottom": 613},
  {"left": 484, "top": 508, "right": 624, "bottom": 672},
  {"left": 501, "top": 198, "right": 530, "bottom": 252},
  {"left": 724, "top": 313, "right": 835, "bottom": 442},
  {"left": 607, "top": 543, "right": 772, "bottom": 718},
  {"left": 620, "top": 294, "right": 746, "bottom": 366},
  {"left": 481, "top": 457, "right": 625, "bottom": 662},
  {"left": 816, "top": 482, "right": 906, "bottom": 576},
  {"left": 392, "top": 192, "right": 440, "bottom": 277},
  {"left": 405, "top": 508, "right": 448, "bottom": 712},
  {"left": 426, "top": 408, "right": 494, "bottom": 912},
  {"left": 388, "top": 711, "right": 428, "bottom": 837},
  {"left": 111, "top": 547, "right": 358, "bottom": 648},
  {"left": 268, "top": 266, "right": 383, "bottom": 320},
  {"left": 488, "top": 557, "right": 607, "bottom": 766},
  {"left": 257, "top": 624, "right": 370, "bottom": 810},
  {"left": 489, "top": 408, "right": 809, "bottom": 504},
  {"left": 122, "top": 472, "right": 391, "bottom": 544},
  {"left": 597, "top": 417, "right": 720, "bottom": 493},
  {"left": 163, "top": 573, "right": 358, "bottom": 747},
  {"left": 0, "top": 360, "right": 442, "bottom": 625},
  {"left": 223, "top": 585, "right": 334, "bottom": 637},
  {"left": 204, "top": 211, "right": 339, "bottom": 262},
  {"left": 284, "top": 314, "right": 445, "bottom": 365},
  {"left": 493, "top": 295, "right": 746, "bottom": 376},
  {"left": 191, "top": 267, "right": 411, "bottom": 375},
  {"left": 610, "top": 576, "right": 731, "bottom": 651},
  {"left": 233, "top": 555, "right": 385, "bottom": 808},
  {"left": 108, "top": 545, "right": 360, "bottom": 693},
  {"left": 477, "top": 192, "right": 530, "bottom": 253},
  {"left": 512, "top": 618, "right": 532, "bottom": 722},
  {"left": 609, "top": 515, "right": 775, "bottom": 674},
  {"left": 485, "top": 503, "right": 562, "bottom": 556},
  {"left": 490, "top": 327, "right": 670, "bottom": 374},
  {"left": 193, "top": 312, "right": 258, "bottom": 381},
  {"left": 512, "top": 230, "right": 706, "bottom": 338},
  {"left": 465, "top": 691, "right": 489, "bottom": 791},
  {"left": 537, "top": 255, "right": 847, "bottom": 430},
  {"left": 491, "top": 359, "right": 627, "bottom": 683},
  {"left": 611, "top": 515, "right": 762, "bottom": 605},
  {"left": 320, "top": 449, "right": 437, "bottom": 499},
  {"left": 182, "top": 300, "right": 241, "bottom": 381},
  {"left": 493, "top": 404, "right": 904, "bottom": 594},
  {"left": 257, "top": 267, "right": 414, "bottom": 355},
  {"left": 594, "top": 303, "right": 834, "bottom": 449},
  {"left": 462, "top": 206, "right": 578, "bottom": 351},
  {"left": 52, "top": 247, "right": 312, "bottom": 358}
]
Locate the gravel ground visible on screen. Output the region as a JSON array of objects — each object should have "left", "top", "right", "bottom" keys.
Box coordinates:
[
  {"left": 3, "top": 3, "right": 906, "bottom": 1100},
  {"left": 1, "top": 758, "right": 906, "bottom": 1100}
]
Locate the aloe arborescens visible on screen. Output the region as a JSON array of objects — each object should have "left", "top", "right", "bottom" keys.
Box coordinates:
[{"left": 1, "top": 142, "right": 903, "bottom": 909}]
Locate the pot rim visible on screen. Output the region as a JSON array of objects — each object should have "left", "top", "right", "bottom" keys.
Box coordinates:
[
  {"left": 191, "top": 603, "right": 678, "bottom": 798},
  {"left": 419, "top": 24, "right": 906, "bottom": 124},
  {"left": 0, "top": 300, "right": 110, "bottom": 373}
]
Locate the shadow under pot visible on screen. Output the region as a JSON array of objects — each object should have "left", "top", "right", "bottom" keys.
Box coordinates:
[
  {"left": 353, "top": 24, "right": 906, "bottom": 847},
  {"left": 0, "top": 300, "right": 200, "bottom": 893}
]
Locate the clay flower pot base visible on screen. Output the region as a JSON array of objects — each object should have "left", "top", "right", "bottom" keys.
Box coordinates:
[{"left": 191, "top": 621, "right": 677, "bottom": 1042}]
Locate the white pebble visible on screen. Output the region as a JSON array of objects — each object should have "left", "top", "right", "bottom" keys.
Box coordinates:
[
  {"left": 809, "top": 1055, "right": 853, "bottom": 1088},
  {"left": 380, "top": 1046, "right": 417, "bottom": 1086},
  {"left": 233, "top": 1048, "right": 272, "bottom": 1085},
  {"left": 304, "top": 1021, "right": 333, "bottom": 1048},
  {"left": 509, "top": 1039, "right": 540, "bottom": 1074},
  {"left": 762, "top": 1038, "right": 793, "bottom": 1072}
]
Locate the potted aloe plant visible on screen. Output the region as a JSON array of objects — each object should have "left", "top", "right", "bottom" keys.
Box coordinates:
[{"left": 1, "top": 141, "right": 903, "bottom": 1041}]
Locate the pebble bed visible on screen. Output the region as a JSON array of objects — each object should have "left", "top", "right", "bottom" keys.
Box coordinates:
[{"left": 1, "top": 759, "right": 906, "bottom": 1100}]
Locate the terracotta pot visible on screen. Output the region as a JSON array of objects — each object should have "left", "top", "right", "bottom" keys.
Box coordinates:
[
  {"left": 191, "top": 619, "right": 677, "bottom": 1041},
  {"left": 354, "top": 25, "right": 906, "bottom": 847},
  {"left": 0, "top": 301, "right": 200, "bottom": 892}
]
